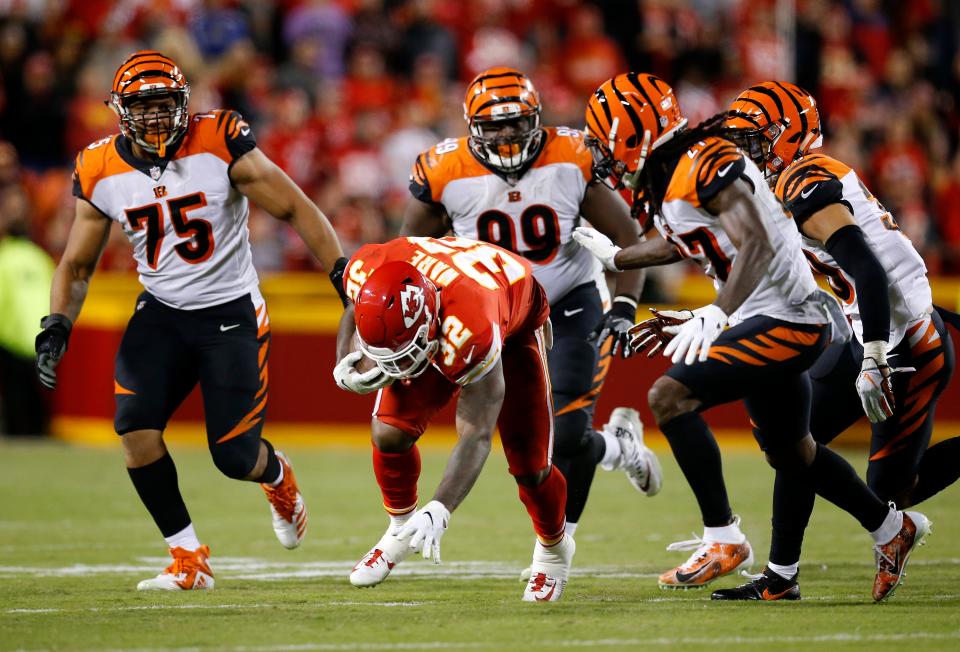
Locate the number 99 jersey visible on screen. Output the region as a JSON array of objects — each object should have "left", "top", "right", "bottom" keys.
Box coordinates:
[
  {"left": 409, "top": 127, "right": 597, "bottom": 304},
  {"left": 72, "top": 110, "right": 260, "bottom": 310},
  {"left": 775, "top": 152, "right": 932, "bottom": 348}
]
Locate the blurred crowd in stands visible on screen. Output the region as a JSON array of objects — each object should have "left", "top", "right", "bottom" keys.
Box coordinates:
[{"left": 3, "top": 0, "right": 960, "bottom": 276}]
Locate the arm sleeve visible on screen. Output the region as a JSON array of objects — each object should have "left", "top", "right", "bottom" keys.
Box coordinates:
[{"left": 825, "top": 224, "right": 890, "bottom": 344}]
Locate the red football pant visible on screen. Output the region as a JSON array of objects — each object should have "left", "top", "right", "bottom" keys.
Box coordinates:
[
  {"left": 373, "top": 326, "right": 565, "bottom": 538},
  {"left": 371, "top": 444, "right": 420, "bottom": 515}
]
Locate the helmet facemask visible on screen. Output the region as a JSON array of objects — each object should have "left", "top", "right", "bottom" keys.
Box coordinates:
[
  {"left": 585, "top": 118, "right": 653, "bottom": 191},
  {"left": 468, "top": 110, "right": 542, "bottom": 175},
  {"left": 111, "top": 86, "right": 190, "bottom": 158},
  {"left": 725, "top": 116, "right": 790, "bottom": 186},
  {"left": 358, "top": 317, "right": 439, "bottom": 380}
]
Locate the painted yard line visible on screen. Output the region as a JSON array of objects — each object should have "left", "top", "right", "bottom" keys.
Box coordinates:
[
  {"left": 76, "top": 631, "right": 960, "bottom": 652},
  {"left": 5, "top": 602, "right": 423, "bottom": 615}
]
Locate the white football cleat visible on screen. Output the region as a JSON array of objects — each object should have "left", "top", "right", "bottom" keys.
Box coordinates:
[
  {"left": 137, "top": 545, "right": 214, "bottom": 591},
  {"left": 522, "top": 535, "right": 575, "bottom": 602},
  {"left": 603, "top": 407, "right": 662, "bottom": 496},
  {"left": 350, "top": 525, "right": 414, "bottom": 588},
  {"left": 261, "top": 451, "right": 307, "bottom": 549}
]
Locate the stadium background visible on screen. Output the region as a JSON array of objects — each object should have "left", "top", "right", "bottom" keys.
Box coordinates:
[{"left": 3, "top": 0, "right": 960, "bottom": 443}]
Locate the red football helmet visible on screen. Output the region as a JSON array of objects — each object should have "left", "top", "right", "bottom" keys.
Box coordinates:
[{"left": 354, "top": 261, "right": 440, "bottom": 379}]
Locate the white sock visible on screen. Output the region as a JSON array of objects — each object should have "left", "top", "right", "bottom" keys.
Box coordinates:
[
  {"left": 164, "top": 523, "right": 201, "bottom": 552},
  {"left": 870, "top": 507, "right": 903, "bottom": 544},
  {"left": 388, "top": 510, "right": 414, "bottom": 533},
  {"left": 565, "top": 521, "right": 578, "bottom": 538},
  {"left": 266, "top": 462, "right": 284, "bottom": 487},
  {"left": 767, "top": 561, "right": 798, "bottom": 580},
  {"left": 598, "top": 428, "right": 622, "bottom": 470},
  {"left": 703, "top": 520, "right": 745, "bottom": 545}
]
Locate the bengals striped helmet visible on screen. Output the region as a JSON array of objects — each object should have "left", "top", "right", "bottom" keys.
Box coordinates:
[
  {"left": 109, "top": 51, "right": 190, "bottom": 158},
  {"left": 725, "top": 81, "right": 822, "bottom": 183},
  {"left": 463, "top": 67, "right": 543, "bottom": 174},
  {"left": 584, "top": 73, "right": 687, "bottom": 190}
]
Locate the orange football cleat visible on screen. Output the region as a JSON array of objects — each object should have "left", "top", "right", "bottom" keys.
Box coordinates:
[
  {"left": 261, "top": 451, "right": 307, "bottom": 549},
  {"left": 137, "top": 545, "right": 214, "bottom": 591},
  {"left": 659, "top": 535, "right": 754, "bottom": 589},
  {"left": 873, "top": 510, "right": 931, "bottom": 602}
]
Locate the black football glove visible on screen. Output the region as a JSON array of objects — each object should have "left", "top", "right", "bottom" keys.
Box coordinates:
[
  {"left": 35, "top": 314, "right": 72, "bottom": 390},
  {"left": 592, "top": 297, "right": 637, "bottom": 359}
]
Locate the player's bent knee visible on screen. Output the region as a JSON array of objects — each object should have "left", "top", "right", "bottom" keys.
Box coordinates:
[
  {"left": 210, "top": 439, "right": 260, "bottom": 480},
  {"left": 764, "top": 435, "right": 816, "bottom": 472},
  {"left": 371, "top": 419, "right": 417, "bottom": 453},
  {"left": 513, "top": 466, "right": 551, "bottom": 487},
  {"left": 648, "top": 376, "right": 692, "bottom": 425},
  {"left": 120, "top": 429, "right": 166, "bottom": 468}
]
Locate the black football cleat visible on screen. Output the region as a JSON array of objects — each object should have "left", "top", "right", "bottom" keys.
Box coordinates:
[{"left": 711, "top": 566, "right": 800, "bottom": 601}]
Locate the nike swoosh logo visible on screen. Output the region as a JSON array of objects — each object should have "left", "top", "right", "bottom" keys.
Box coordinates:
[
  {"left": 220, "top": 324, "right": 240, "bottom": 332},
  {"left": 800, "top": 183, "right": 819, "bottom": 199},
  {"left": 674, "top": 561, "right": 718, "bottom": 584},
  {"left": 240, "top": 127, "right": 251, "bottom": 136},
  {"left": 563, "top": 308, "right": 584, "bottom": 317},
  {"left": 761, "top": 586, "right": 794, "bottom": 600},
  {"left": 716, "top": 162, "right": 735, "bottom": 177},
  {"left": 535, "top": 579, "right": 557, "bottom": 602},
  {"left": 463, "top": 346, "right": 475, "bottom": 364}
]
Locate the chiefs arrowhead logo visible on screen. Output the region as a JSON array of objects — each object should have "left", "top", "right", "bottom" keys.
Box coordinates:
[{"left": 400, "top": 284, "right": 426, "bottom": 328}]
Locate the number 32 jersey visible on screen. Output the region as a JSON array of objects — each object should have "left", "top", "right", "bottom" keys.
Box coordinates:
[
  {"left": 72, "top": 110, "right": 260, "bottom": 310},
  {"left": 653, "top": 136, "right": 823, "bottom": 325},
  {"left": 344, "top": 237, "right": 549, "bottom": 386},
  {"left": 775, "top": 153, "right": 931, "bottom": 347},
  {"left": 409, "top": 127, "right": 597, "bottom": 305}
]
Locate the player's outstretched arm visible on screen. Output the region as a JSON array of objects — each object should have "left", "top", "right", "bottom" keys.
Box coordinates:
[
  {"left": 399, "top": 198, "right": 450, "bottom": 238},
  {"left": 432, "top": 360, "right": 506, "bottom": 511},
  {"left": 580, "top": 183, "right": 645, "bottom": 299},
  {"left": 37, "top": 199, "right": 112, "bottom": 388},
  {"left": 229, "top": 148, "right": 345, "bottom": 273},
  {"left": 706, "top": 178, "right": 774, "bottom": 316},
  {"left": 573, "top": 226, "right": 680, "bottom": 271}
]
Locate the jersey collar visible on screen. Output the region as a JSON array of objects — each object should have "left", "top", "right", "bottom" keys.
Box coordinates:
[
  {"left": 468, "top": 128, "right": 547, "bottom": 185},
  {"left": 115, "top": 134, "right": 185, "bottom": 181}
]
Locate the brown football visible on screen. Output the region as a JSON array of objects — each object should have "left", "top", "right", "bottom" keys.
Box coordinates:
[{"left": 351, "top": 331, "right": 378, "bottom": 374}]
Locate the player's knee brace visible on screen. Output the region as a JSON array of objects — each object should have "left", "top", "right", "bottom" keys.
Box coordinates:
[{"left": 210, "top": 436, "right": 261, "bottom": 480}]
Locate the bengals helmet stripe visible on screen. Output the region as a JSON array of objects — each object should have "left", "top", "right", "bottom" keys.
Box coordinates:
[{"left": 725, "top": 81, "right": 820, "bottom": 183}]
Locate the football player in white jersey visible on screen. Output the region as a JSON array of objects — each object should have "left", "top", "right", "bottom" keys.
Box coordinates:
[
  {"left": 397, "top": 68, "right": 662, "bottom": 554},
  {"left": 33, "top": 51, "right": 350, "bottom": 590},
  {"left": 572, "top": 72, "right": 929, "bottom": 601},
  {"left": 707, "top": 81, "right": 960, "bottom": 601}
]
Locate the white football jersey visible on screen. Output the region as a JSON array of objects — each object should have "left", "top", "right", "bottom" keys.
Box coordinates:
[
  {"left": 73, "top": 110, "right": 260, "bottom": 310},
  {"left": 653, "top": 136, "right": 823, "bottom": 325},
  {"left": 776, "top": 153, "right": 932, "bottom": 347},
  {"left": 409, "top": 127, "right": 599, "bottom": 304}
]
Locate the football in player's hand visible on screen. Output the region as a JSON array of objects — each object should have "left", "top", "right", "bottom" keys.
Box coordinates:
[{"left": 352, "top": 332, "right": 378, "bottom": 374}]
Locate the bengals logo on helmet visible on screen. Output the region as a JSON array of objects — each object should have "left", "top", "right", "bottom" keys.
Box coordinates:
[
  {"left": 584, "top": 73, "right": 687, "bottom": 189},
  {"left": 109, "top": 50, "right": 191, "bottom": 157},
  {"left": 725, "top": 81, "right": 821, "bottom": 183},
  {"left": 463, "top": 67, "right": 543, "bottom": 174}
]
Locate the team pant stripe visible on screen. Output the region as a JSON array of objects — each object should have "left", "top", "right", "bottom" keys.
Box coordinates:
[
  {"left": 707, "top": 345, "right": 765, "bottom": 366},
  {"left": 908, "top": 351, "right": 945, "bottom": 393},
  {"left": 740, "top": 335, "right": 801, "bottom": 361},
  {"left": 534, "top": 327, "right": 555, "bottom": 466}
]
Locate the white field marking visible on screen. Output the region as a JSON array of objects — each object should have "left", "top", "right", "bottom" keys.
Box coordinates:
[
  {"left": 3, "top": 602, "right": 423, "bottom": 616},
  {"left": 79, "top": 630, "right": 960, "bottom": 652}
]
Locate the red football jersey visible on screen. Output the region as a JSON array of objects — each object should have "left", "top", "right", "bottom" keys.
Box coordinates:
[{"left": 346, "top": 236, "right": 549, "bottom": 385}]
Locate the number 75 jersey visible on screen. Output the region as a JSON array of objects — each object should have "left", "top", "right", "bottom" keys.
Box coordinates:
[
  {"left": 409, "top": 127, "right": 598, "bottom": 304},
  {"left": 72, "top": 110, "right": 260, "bottom": 310}
]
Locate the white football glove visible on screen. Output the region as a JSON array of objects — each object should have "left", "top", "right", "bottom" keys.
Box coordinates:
[
  {"left": 856, "top": 341, "right": 897, "bottom": 423},
  {"left": 333, "top": 351, "right": 393, "bottom": 394},
  {"left": 397, "top": 500, "right": 450, "bottom": 564},
  {"left": 662, "top": 304, "right": 728, "bottom": 365},
  {"left": 572, "top": 227, "right": 621, "bottom": 272}
]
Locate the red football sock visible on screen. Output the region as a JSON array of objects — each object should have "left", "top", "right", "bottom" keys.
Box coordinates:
[
  {"left": 372, "top": 444, "right": 420, "bottom": 515},
  {"left": 518, "top": 466, "right": 567, "bottom": 544}
]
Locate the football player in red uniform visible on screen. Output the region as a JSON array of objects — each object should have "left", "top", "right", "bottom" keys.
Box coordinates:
[
  {"left": 401, "top": 68, "right": 660, "bottom": 561},
  {"left": 34, "top": 51, "right": 351, "bottom": 590},
  {"left": 333, "top": 235, "right": 572, "bottom": 601},
  {"left": 573, "top": 72, "right": 929, "bottom": 601}
]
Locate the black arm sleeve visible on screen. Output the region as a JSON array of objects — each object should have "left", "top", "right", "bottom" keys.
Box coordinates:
[
  {"left": 825, "top": 224, "right": 890, "bottom": 344},
  {"left": 328, "top": 256, "right": 350, "bottom": 307}
]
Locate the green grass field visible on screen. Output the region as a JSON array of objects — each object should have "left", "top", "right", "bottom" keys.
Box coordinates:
[{"left": 1, "top": 437, "right": 958, "bottom": 651}]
